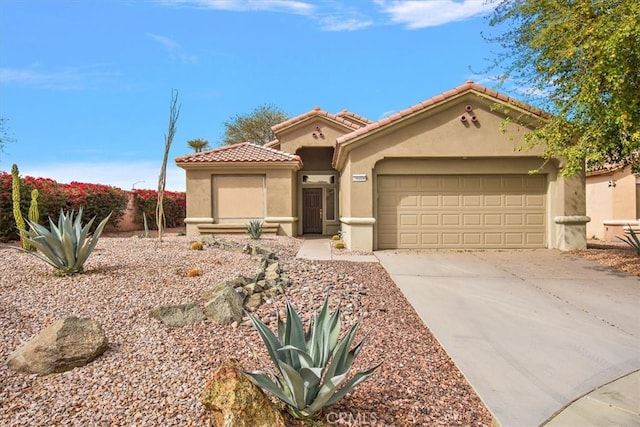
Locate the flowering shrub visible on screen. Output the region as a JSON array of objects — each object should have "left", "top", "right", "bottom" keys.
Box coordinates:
[
  {"left": 132, "top": 189, "right": 186, "bottom": 229},
  {"left": 0, "top": 173, "right": 128, "bottom": 242}
]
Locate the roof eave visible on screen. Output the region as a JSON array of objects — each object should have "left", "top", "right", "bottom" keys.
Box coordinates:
[{"left": 176, "top": 160, "right": 302, "bottom": 171}]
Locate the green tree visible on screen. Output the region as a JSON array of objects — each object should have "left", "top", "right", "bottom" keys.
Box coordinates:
[
  {"left": 486, "top": 0, "right": 640, "bottom": 174},
  {"left": 223, "top": 104, "right": 288, "bottom": 146},
  {"left": 187, "top": 138, "right": 209, "bottom": 152}
]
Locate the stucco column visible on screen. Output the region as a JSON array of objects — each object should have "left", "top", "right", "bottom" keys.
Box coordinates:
[{"left": 554, "top": 174, "right": 589, "bottom": 250}]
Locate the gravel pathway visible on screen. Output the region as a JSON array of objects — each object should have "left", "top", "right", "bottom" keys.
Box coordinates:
[{"left": 0, "top": 235, "right": 493, "bottom": 426}]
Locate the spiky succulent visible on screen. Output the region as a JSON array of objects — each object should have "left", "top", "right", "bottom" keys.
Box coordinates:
[
  {"left": 18, "top": 208, "right": 111, "bottom": 275},
  {"left": 617, "top": 226, "right": 640, "bottom": 255},
  {"left": 246, "top": 219, "right": 263, "bottom": 240},
  {"left": 242, "top": 298, "right": 381, "bottom": 420}
]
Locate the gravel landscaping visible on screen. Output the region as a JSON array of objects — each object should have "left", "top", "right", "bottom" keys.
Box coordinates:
[
  {"left": 572, "top": 241, "right": 640, "bottom": 277},
  {"left": 0, "top": 234, "right": 493, "bottom": 426}
]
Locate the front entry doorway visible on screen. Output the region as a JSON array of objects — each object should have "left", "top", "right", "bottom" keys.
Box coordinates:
[{"left": 302, "top": 188, "right": 323, "bottom": 234}]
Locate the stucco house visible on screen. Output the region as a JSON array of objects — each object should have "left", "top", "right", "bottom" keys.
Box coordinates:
[
  {"left": 586, "top": 162, "right": 640, "bottom": 240},
  {"left": 175, "top": 81, "right": 589, "bottom": 251}
]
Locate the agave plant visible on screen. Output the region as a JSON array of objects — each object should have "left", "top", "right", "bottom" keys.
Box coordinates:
[
  {"left": 243, "top": 298, "right": 381, "bottom": 420},
  {"left": 246, "top": 219, "right": 263, "bottom": 240},
  {"left": 18, "top": 208, "right": 112, "bottom": 275},
  {"left": 617, "top": 226, "right": 640, "bottom": 255}
]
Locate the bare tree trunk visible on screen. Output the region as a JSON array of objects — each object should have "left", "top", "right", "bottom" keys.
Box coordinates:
[{"left": 157, "top": 89, "right": 180, "bottom": 242}]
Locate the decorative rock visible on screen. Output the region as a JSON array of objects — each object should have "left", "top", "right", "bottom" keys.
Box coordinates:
[
  {"left": 6, "top": 316, "right": 107, "bottom": 375},
  {"left": 201, "top": 358, "right": 285, "bottom": 427},
  {"left": 230, "top": 276, "right": 250, "bottom": 288},
  {"left": 244, "top": 282, "right": 263, "bottom": 295},
  {"left": 244, "top": 293, "right": 263, "bottom": 311},
  {"left": 150, "top": 304, "right": 206, "bottom": 327},
  {"left": 202, "top": 283, "right": 227, "bottom": 302},
  {"left": 250, "top": 245, "right": 276, "bottom": 260},
  {"left": 204, "top": 284, "right": 244, "bottom": 324},
  {"left": 265, "top": 267, "right": 280, "bottom": 282}
]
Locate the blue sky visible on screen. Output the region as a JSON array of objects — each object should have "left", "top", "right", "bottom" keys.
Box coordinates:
[{"left": 0, "top": 0, "right": 512, "bottom": 191}]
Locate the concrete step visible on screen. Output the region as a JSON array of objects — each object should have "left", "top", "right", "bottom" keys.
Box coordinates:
[{"left": 197, "top": 223, "right": 279, "bottom": 235}]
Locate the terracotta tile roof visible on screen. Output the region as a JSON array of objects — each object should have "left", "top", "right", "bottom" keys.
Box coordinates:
[
  {"left": 336, "top": 80, "right": 550, "bottom": 145},
  {"left": 271, "top": 106, "right": 363, "bottom": 134},
  {"left": 175, "top": 142, "right": 301, "bottom": 165},
  {"left": 586, "top": 152, "right": 639, "bottom": 175},
  {"left": 335, "top": 110, "right": 373, "bottom": 125}
]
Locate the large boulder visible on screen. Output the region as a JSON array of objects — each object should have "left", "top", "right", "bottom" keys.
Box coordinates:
[
  {"left": 6, "top": 316, "right": 107, "bottom": 375},
  {"left": 201, "top": 358, "right": 285, "bottom": 427},
  {"left": 150, "top": 304, "right": 206, "bottom": 327},
  {"left": 203, "top": 284, "right": 244, "bottom": 324}
]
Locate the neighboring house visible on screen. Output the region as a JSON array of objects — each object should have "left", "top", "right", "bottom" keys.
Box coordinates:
[
  {"left": 176, "top": 81, "right": 589, "bottom": 252},
  {"left": 586, "top": 163, "right": 640, "bottom": 240}
]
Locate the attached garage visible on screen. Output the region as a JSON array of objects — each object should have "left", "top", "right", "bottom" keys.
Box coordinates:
[{"left": 377, "top": 174, "right": 547, "bottom": 249}]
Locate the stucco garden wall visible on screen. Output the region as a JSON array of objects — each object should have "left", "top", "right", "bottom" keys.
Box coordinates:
[{"left": 586, "top": 166, "right": 639, "bottom": 240}]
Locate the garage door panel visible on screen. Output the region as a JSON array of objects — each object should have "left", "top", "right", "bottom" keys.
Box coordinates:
[
  {"left": 399, "top": 233, "right": 419, "bottom": 245},
  {"left": 377, "top": 174, "right": 546, "bottom": 249},
  {"left": 505, "top": 214, "right": 524, "bottom": 225},
  {"left": 442, "top": 195, "right": 460, "bottom": 206},
  {"left": 421, "top": 195, "right": 439, "bottom": 206},
  {"left": 421, "top": 214, "right": 439, "bottom": 225},
  {"left": 400, "top": 214, "right": 418, "bottom": 226},
  {"left": 484, "top": 214, "right": 502, "bottom": 226},
  {"left": 463, "top": 195, "right": 482, "bottom": 206},
  {"left": 484, "top": 195, "right": 502, "bottom": 206},
  {"left": 527, "top": 194, "right": 545, "bottom": 206},
  {"left": 527, "top": 214, "right": 545, "bottom": 226},
  {"left": 463, "top": 214, "right": 481, "bottom": 225}
]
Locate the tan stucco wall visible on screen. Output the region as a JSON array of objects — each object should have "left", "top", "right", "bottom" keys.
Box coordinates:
[
  {"left": 180, "top": 165, "right": 298, "bottom": 236},
  {"left": 297, "top": 147, "right": 334, "bottom": 170},
  {"left": 336, "top": 93, "right": 587, "bottom": 251},
  {"left": 586, "top": 167, "right": 639, "bottom": 240},
  {"left": 278, "top": 118, "right": 353, "bottom": 155}
]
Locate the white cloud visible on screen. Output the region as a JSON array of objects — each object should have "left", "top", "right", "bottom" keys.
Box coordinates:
[
  {"left": 377, "top": 0, "right": 496, "bottom": 29},
  {"left": 0, "top": 64, "right": 120, "bottom": 90},
  {"left": 320, "top": 17, "right": 373, "bottom": 32},
  {"left": 159, "top": 0, "right": 315, "bottom": 15},
  {"left": 16, "top": 161, "right": 186, "bottom": 192},
  {"left": 146, "top": 33, "right": 198, "bottom": 64}
]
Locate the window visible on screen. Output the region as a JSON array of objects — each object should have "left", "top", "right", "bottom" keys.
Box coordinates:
[
  {"left": 325, "top": 188, "right": 335, "bottom": 221},
  {"left": 302, "top": 174, "right": 335, "bottom": 184}
]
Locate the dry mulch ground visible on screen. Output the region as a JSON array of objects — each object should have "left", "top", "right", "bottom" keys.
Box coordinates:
[{"left": 571, "top": 240, "right": 640, "bottom": 277}]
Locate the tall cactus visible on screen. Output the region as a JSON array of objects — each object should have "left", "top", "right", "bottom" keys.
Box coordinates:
[
  {"left": 28, "top": 189, "right": 40, "bottom": 225},
  {"left": 11, "top": 164, "right": 31, "bottom": 250}
]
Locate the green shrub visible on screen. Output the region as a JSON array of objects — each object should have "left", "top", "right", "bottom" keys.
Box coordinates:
[
  {"left": 243, "top": 298, "right": 381, "bottom": 420},
  {"left": 0, "top": 173, "right": 127, "bottom": 242},
  {"left": 190, "top": 241, "right": 203, "bottom": 250},
  {"left": 18, "top": 208, "right": 111, "bottom": 276},
  {"left": 617, "top": 226, "right": 640, "bottom": 255},
  {"left": 132, "top": 189, "right": 186, "bottom": 229},
  {"left": 246, "top": 219, "right": 263, "bottom": 240}
]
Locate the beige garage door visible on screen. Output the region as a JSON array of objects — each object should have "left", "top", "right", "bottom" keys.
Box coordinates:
[{"left": 377, "top": 175, "right": 546, "bottom": 249}]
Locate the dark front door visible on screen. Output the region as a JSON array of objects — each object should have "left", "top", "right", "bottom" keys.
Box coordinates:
[{"left": 303, "top": 188, "right": 323, "bottom": 234}]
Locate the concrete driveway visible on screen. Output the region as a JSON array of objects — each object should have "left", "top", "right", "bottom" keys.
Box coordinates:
[{"left": 375, "top": 249, "right": 640, "bottom": 427}]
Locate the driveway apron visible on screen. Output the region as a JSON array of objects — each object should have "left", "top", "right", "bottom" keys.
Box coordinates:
[{"left": 375, "top": 249, "right": 640, "bottom": 427}]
